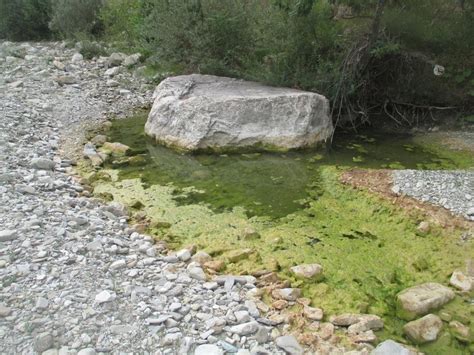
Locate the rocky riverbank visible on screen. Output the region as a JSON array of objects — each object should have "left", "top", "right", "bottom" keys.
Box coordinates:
[
  {"left": 1, "top": 41, "right": 472, "bottom": 355},
  {"left": 0, "top": 41, "right": 293, "bottom": 355}
]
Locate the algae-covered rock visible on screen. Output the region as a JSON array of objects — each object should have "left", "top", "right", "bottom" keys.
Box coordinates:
[
  {"left": 91, "top": 134, "right": 107, "bottom": 146},
  {"left": 204, "top": 260, "right": 224, "bottom": 272},
  {"left": 403, "top": 314, "right": 443, "bottom": 344},
  {"left": 227, "top": 249, "right": 253, "bottom": 263},
  {"left": 396, "top": 283, "right": 455, "bottom": 320},
  {"left": 272, "top": 288, "right": 301, "bottom": 301},
  {"left": 192, "top": 251, "right": 212, "bottom": 265},
  {"left": 101, "top": 142, "right": 130, "bottom": 156},
  {"left": 449, "top": 270, "right": 473, "bottom": 292},
  {"left": 290, "top": 263, "right": 323, "bottom": 280},
  {"left": 449, "top": 320, "right": 471, "bottom": 342},
  {"left": 303, "top": 306, "right": 323, "bottom": 321},
  {"left": 240, "top": 227, "right": 260, "bottom": 240}
]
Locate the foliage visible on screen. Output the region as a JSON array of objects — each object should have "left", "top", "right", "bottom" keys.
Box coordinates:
[
  {"left": 78, "top": 39, "right": 107, "bottom": 60},
  {"left": 0, "top": 0, "right": 52, "bottom": 40},
  {"left": 99, "top": 0, "right": 145, "bottom": 51},
  {"left": 49, "top": 0, "right": 104, "bottom": 38}
]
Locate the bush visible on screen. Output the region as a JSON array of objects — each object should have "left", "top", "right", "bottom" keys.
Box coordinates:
[
  {"left": 100, "top": 0, "right": 145, "bottom": 51},
  {"left": 0, "top": 0, "right": 52, "bottom": 40},
  {"left": 49, "top": 0, "right": 104, "bottom": 38}
]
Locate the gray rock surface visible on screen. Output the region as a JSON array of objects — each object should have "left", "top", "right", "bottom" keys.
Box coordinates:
[
  {"left": 145, "top": 74, "right": 333, "bottom": 152},
  {"left": 0, "top": 40, "right": 292, "bottom": 355},
  {"left": 403, "top": 314, "right": 443, "bottom": 344},
  {"left": 371, "top": 340, "right": 417, "bottom": 355},
  {"left": 396, "top": 283, "right": 455, "bottom": 320},
  {"left": 275, "top": 335, "right": 304, "bottom": 355}
]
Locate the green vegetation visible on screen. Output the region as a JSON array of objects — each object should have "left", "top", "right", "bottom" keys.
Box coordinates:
[
  {"left": 2, "top": 0, "right": 473, "bottom": 125},
  {"left": 81, "top": 114, "right": 474, "bottom": 353}
]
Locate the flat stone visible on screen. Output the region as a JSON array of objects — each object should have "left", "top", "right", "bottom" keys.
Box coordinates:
[
  {"left": 101, "top": 142, "right": 130, "bottom": 155},
  {"left": 396, "top": 283, "right": 455, "bottom": 320},
  {"left": 192, "top": 251, "right": 212, "bottom": 264},
  {"left": 403, "top": 314, "right": 443, "bottom": 344},
  {"left": 290, "top": 263, "right": 323, "bottom": 280},
  {"left": 176, "top": 248, "right": 191, "bottom": 261},
  {"left": 95, "top": 290, "right": 115, "bottom": 303},
  {"left": 55, "top": 76, "right": 77, "bottom": 85},
  {"left": 109, "top": 325, "right": 133, "bottom": 334},
  {"left": 303, "top": 306, "right": 323, "bottom": 321},
  {"left": 275, "top": 335, "right": 304, "bottom": 355},
  {"left": 109, "top": 259, "right": 127, "bottom": 270},
  {"left": 0, "top": 229, "right": 17, "bottom": 242},
  {"left": 36, "top": 296, "right": 49, "bottom": 309},
  {"left": 145, "top": 74, "right": 333, "bottom": 152},
  {"left": 271, "top": 288, "right": 301, "bottom": 302},
  {"left": 371, "top": 339, "right": 416, "bottom": 355},
  {"left": 227, "top": 249, "right": 253, "bottom": 263},
  {"left": 194, "top": 344, "right": 223, "bottom": 355},
  {"left": 34, "top": 333, "right": 54, "bottom": 353},
  {"left": 228, "top": 321, "right": 259, "bottom": 336},
  {"left": 188, "top": 266, "right": 206, "bottom": 281},
  {"left": 77, "top": 349, "right": 96, "bottom": 355},
  {"left": 0, "top": 304, "right": 12, "bottom": 317},
  {"left": 31, "top": 158, "right": 55, "bottom": 170}
]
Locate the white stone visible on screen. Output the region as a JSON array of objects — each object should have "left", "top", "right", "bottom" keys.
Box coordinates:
[
  {"left": 228, "top": 321, "right": 259, "bottom": 336},
  {"left": 71, "top": 53, "right": 83, "bottom": 64},
  {"left": 95, "top": 290, "right": 115, "bottom": 304},
  {"left": 290, "top": 263, "right": 323, "bottom": 279},
  {"left": 145, "top": 74, "right": 333, "bottom": 152},
  {"left": 176, "top": 249, "right": 191, "bottom": 261},
  {"left": 0, "top": 229, "right": 17, "bottom": 242},
  {"left": 450, "top": 270, "right": 473, "bottom": 291},
  {"left": 194, "top": 344, "right": 223, "bottom": 355}
]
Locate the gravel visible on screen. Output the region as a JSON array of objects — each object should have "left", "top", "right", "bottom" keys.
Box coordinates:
[
  {"left": 392, "top": 170, "right": 474, "bottom": 221},
  {"left": 0, "top": 41, "right": 288, "bottom": 354}
]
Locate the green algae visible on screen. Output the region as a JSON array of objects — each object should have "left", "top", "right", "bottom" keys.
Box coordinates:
[{"left": 87, "top": 113, "right": 474, "bottom": 354}]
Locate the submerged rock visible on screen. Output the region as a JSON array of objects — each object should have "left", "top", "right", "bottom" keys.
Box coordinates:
[
  {"left": 396, "top": 282, "right": 455, "bottom": 320},
  {"left": 403, "top": 314, "right": 443, "bottom": 344},
  {"left": 145, "top": 74, "right": 333, "bottom": 152},
  {"left": 101, "top": 142, "right": 130, "bottom": 156}
]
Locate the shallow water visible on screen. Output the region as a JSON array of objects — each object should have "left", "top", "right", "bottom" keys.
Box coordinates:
[
  {"left": 105, "top": 114, "right": 469, "bottom": 218},
  {"left": 93, "top": 114, "right": 474, "bottom": 354}
]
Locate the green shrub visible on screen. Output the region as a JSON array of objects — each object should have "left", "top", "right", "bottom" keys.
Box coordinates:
[
  {"left": 78, "top": 39, "right": 107, "bottom": 59},
  {"left": 0, "top": 0, "right": 52, "bottom": 40},
  {"left": 49, "top": 0, "right": 104, "bottom": 38},
  {"left": 100, "top": 0, "right": 145, "bottom": 51}
]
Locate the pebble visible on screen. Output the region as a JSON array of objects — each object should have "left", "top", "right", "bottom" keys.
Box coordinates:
[
  {"left": 393, "top": 170, "right": 474, "bottom": 220},
  {"left": 275, "top": 335, "right": 303, "bottom": 355}
]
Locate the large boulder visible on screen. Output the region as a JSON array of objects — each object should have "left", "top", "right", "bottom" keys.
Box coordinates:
[
  {"left": 145, "top": 74, "right": 333, "bottom": 152},
  {"left": 396, "top": 283, "right": 455, "bottom": 320}
]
